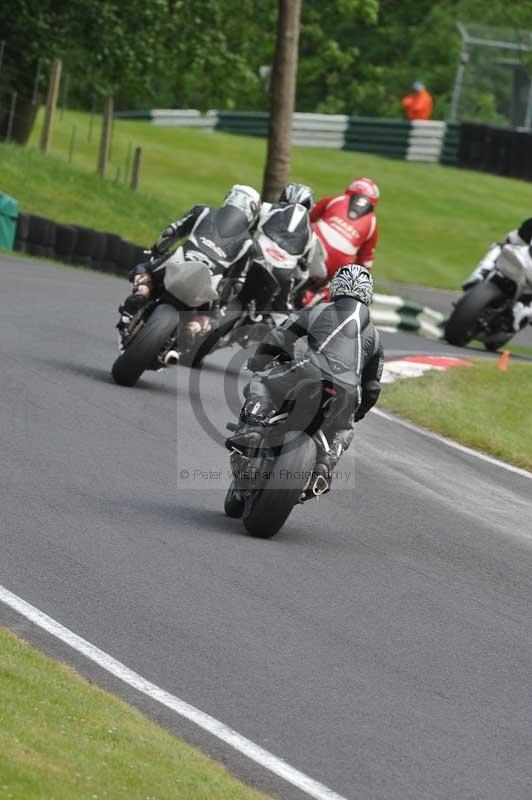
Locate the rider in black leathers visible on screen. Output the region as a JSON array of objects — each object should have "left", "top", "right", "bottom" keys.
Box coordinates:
[
  {"left": 227, "top": 264, "right": 384, "bottom": 484},
  {"left": 117, "top": 185, "right": 260, "bottom": 341},
  {"left": 227, "top": 183, "right": 317, "bottom": 322}
]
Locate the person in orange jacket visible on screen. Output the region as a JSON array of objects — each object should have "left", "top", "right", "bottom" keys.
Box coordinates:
[{"left": 401, "top": 81, "right": 433, "bottom": 121}]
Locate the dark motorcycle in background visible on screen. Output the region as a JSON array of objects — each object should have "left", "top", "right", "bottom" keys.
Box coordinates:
[
  {"left": 445, "top": 244, "right": 532, "bottom": 350},
  {"left": 111, "top": 253, "right": 219, "bottom": 386}
]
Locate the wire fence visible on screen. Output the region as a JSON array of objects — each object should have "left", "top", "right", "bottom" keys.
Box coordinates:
[{"left": 0, "top": 41, "right": 143, "bottom": 190}]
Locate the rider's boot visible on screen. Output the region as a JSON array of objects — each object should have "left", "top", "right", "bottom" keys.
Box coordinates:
[
  {"left": 184, "top": 314, "right": 212, "bottom": 340},
  {"left": 226, "top": 380, "right": 278, "bottom": 455},
  {"left": 512, "top": 299, "right": 532, "bottom": 331},
  {"left": 311, "top": 427, "right": 354, "bottom": 495},
  {"left": 116, "top": 287, "right": 150, "bottom": 349}
]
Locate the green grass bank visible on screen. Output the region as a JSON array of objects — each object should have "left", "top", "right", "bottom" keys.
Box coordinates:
[
  {"left": 0, "top": 108, "right": 531, "bottom": 288},
  {"left": 0, "top": 626, "right": 272, "bottom": 800},
  {"left": 380, "top": 359, "right": 532, "bottom": 471}
]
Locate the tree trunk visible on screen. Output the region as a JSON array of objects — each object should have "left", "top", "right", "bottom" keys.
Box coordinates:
[
  {"left": 2, "top": 95, "right": 39, "bottom": 145},
  {"left": 261, "top": 0, "right": 302, "bottom": 202}
]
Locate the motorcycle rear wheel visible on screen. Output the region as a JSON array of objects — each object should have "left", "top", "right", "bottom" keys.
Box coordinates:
[
  {"left": 444, "top": 282, "right": 505, "bottom": 347},
  {"left": 243, "top": 433, "right": 317, "bottom": 539},
  {"left": 111, "top": 304, "right": 178, "bottom": 387}
]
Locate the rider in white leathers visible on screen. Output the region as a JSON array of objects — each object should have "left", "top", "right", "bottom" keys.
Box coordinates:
[{"left": 463, "top": 218, "right": 532, "bottom": 330}]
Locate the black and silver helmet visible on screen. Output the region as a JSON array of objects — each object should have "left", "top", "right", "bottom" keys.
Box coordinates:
[
  {"left": 329, "top": 264, "right": 374, "bottom": 305},
  {"left": 279, "top": 183, "right": 314, "bottom": 211}
]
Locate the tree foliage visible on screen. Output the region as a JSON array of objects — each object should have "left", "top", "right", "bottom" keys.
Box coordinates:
[{"left": 1, "top": 0, "right": 530, "bottom": 127}]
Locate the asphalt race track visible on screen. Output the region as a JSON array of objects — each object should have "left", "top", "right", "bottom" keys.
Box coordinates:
[{"left": 1, "top": 254, "right": 532, "bottom": 800}]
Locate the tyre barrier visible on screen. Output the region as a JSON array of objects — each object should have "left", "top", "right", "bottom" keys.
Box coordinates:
[
  {"left": 371, "top": 293, "right": 446, "bottom": 339},
  {"left": 13, "top": 213, "right": 146, "bottom": 276}
]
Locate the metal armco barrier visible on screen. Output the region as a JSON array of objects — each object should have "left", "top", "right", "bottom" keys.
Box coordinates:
[
  {"left": 115, "top": 107, "right": 532, "bottom": 179},
  {"left": 114, "top": 108, "right": 459, "bottom": 165}
]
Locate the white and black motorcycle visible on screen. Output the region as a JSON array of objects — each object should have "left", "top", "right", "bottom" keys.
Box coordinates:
[
  {"left": 111, "top": 253, "right": 219, "bottom": 386},
  {"left": 186, "top": 227, "right": 313, "bottom": 368},
  {"left": 445, "top": 244, "right": 532, "bottom": 350}
]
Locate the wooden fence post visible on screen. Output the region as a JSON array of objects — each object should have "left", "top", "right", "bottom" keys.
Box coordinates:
[
  {"left": 97, "top": 95, "right": 113, "bottom": 177},
  {"left": 40, "top": 58, "right": 62, "bottom": 153},
  {"left": 130, "top": 146, "right": 143, "bottom": 190},
  {"left": 6, "top": 91, "right": 17, "bottom": 141}
]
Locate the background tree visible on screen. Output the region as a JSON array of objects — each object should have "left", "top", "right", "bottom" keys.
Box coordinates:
[
  {"left": 262, "top": 0, "right": 302, "bottom": 202},
  {"left": 1, "top": 0, "right": 529, "bottom": 143}
]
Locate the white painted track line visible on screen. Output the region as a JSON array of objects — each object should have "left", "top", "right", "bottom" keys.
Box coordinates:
[
  {"left": 0, "top": 584, "right": 349, "bottom": 800},
  {"left": 372, "top": 408, "right": 532, "bottom": 481}
]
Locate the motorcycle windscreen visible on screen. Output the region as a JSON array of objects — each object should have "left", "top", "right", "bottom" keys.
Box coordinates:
[
  {"left": 163, "top": 258, "right": 219, "bottom": 306},
  {"left": 496, "top": 245, "right": 532, "bottom": 291},
  {"left": 306, "top": 236, "right": 328, "bottom": 280}
]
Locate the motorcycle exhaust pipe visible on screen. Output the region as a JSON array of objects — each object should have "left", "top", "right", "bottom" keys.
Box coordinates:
[
  {"left": 163, "top": 350, "right": 179, "bottom": 367},
  {"left": 311, "top": 474, "right": 330, "bottom": 497}
]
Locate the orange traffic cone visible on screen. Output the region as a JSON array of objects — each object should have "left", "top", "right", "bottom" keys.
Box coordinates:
[{"left": 496, "top": 350, "right": 510, "bottom": 371}]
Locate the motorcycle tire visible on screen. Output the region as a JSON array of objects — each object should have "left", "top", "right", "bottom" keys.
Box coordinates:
[
  {"left": 243, "top": 433, "right": 317, "bottom": 539},
  {"left": 224, "top": 481, "right": 245, "bottom": 518},
  {"left": 111, "top": 304, "right": 178, "bottom": 387},
  {"left": 444, "top": 282, "right": 505, "bottom": 347}
]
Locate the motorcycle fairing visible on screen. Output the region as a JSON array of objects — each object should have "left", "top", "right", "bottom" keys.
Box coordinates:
[{"left": 162, "top": 256, "right": 219, "bottom": 307}]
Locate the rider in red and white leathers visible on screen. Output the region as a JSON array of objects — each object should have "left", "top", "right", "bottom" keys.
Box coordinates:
[{"left": 309, "top": 178, "right": 380, "bottom": 283}]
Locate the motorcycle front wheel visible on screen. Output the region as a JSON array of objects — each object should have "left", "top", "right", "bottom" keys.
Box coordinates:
[
  {"left": 111, "top": 304, "right": 178, "bottom": 386},
  {"left": 444, "top": 282, "right": 505, "bottom": 347},
  {"left": 242, "top": 433, "right": 317, "bottom": 539}
]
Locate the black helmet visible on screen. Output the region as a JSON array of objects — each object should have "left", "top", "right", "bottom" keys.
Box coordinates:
[{"left": 279, "top": 183, "right": 314, "bottom": 211}]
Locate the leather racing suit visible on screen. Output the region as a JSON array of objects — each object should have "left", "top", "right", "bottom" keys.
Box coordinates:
[
  {"left": 248, "top": 200, "right": 317, "bottom": 314},
  {"left": 310, "top": 192, "right": 378, "bottom": 280},
  {"left": 229, "top": 295, "right": 384, "bottom": 480}
]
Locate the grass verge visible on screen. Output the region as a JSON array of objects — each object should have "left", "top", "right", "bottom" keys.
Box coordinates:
[
  {"left": 1, "top": 108, "right": 531, "bottom": 288},
  {"left": 379, "top": 359, "right": 532, "bottom": 471},
  {"left": 0, "top": 626, "right": 272, "bottom": 800}
]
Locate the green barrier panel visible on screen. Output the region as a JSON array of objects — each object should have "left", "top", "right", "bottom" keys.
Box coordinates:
[
  {"left": 344, "top": 116, "right": 410, "bottom": 159},
  {"left": 440, "top": 122, "right": 461, "bottom": 166},
  {"left": 0, "top": 192, "right": 19, "bottom": 250},
  {"left": 215, "top": 111, "right": 269, "bottom": 137},
  {"left": 113, "top": 110, "right": 153, "bottom": 120},
  {"left": 343, "top": 142, "right": 408, "bottom": 158}
]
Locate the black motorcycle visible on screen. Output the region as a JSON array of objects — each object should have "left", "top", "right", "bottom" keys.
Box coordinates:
[
  {"left": 111, "top": 255, "right": 219, "bottom": 386},
  {"left": 224, "top": 376, "right": 343, "bottom": 538}
]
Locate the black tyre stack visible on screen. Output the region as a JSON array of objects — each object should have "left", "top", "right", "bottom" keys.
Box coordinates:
[
  {"left": 54, "top": 224, "right": 78, "bottom": 264},
  {"left": 16, "top": 214, "right": 57, "bottom": 259},
  {"left": 13, "top": 213, "right": 146, "bottom": 276}
]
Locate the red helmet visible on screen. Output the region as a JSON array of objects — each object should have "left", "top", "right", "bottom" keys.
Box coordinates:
[{"left": 345, "top": 177, "right": 380, "bottom": 207}]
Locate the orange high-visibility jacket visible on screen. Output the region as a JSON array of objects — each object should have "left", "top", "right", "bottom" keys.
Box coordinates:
[{"left": 401, "top": 89, "right": 433, "bottom": 121}]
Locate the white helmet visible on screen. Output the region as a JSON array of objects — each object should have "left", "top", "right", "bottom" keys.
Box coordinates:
[
  {"left": 329, "top": 264, "right": 374, "bottom": 305},
  {"left": 223, "top": 184, "right": 260, "bottom": 225}
]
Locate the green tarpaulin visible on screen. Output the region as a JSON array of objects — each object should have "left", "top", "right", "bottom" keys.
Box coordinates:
[{"left": 0, "top": 192, "right": 19, "bottom": 250}]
